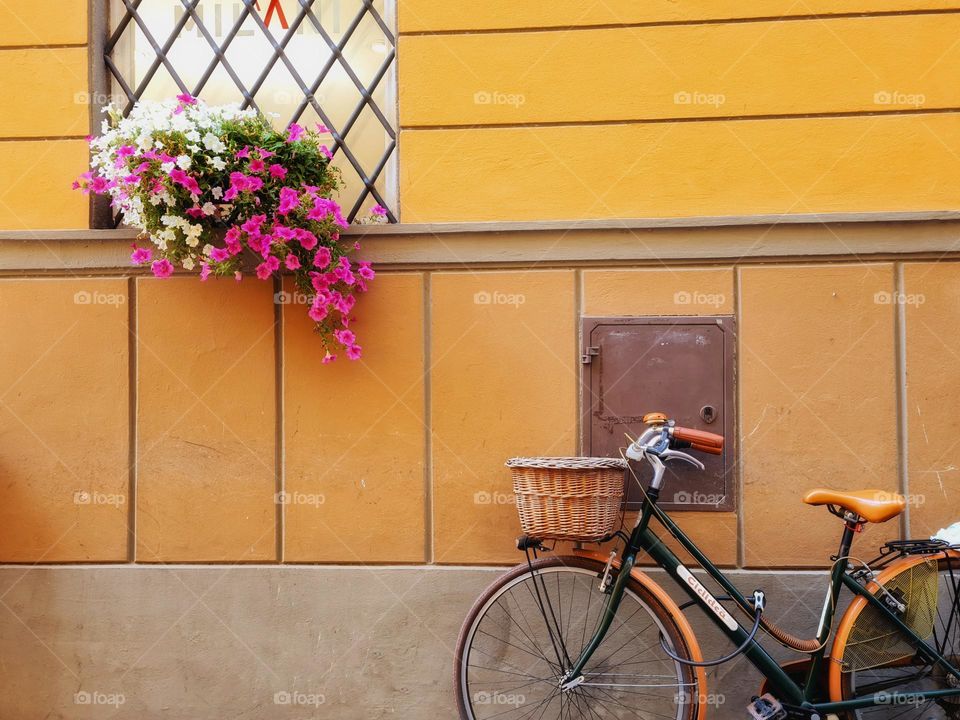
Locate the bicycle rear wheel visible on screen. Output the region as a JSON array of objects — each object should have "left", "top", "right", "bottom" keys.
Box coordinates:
[
  {"left": 454, "top": 554, "right": 702, "bottom": 720},
  {"left": 833, "top": 553, "right": 960, "bottom": 719}
]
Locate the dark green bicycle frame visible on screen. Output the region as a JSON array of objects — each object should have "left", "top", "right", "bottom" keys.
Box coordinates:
[{"left": 563, "top": 496, "right": 960, "bottom": 711}]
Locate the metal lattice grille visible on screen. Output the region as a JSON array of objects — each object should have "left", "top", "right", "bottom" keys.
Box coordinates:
[{"left": 101, "top": 0, "right": 397, "bottom": 223}]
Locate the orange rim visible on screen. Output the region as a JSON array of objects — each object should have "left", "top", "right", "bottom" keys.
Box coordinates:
[
  {"left": 828, "top": 549, "right": 960, "bottom": 701},
  {"left": 572, "top": 548, "right": 709, "bottom": 720}
]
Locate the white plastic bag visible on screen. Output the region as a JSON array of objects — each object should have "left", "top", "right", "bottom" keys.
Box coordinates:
[{"left": 932, "top": 521, "right": 960, "bottom": 545}]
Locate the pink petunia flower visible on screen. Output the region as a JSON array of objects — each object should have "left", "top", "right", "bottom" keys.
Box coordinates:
[
  {"left": 241, "top": 214, "right": 266, "bottom": 234},
  {"left": 295, "top": 228, "right": 318, "bottom": 250},
  {"left": 345, "top": 344, "right": 362, "bottom": 360},
  {"left": 313, "top": 246, "right": 332, "bottom": 268},
  {"left": 90, "top": 176, "right": 110, "bottom": 194},
  {"left": 269, "top": 164, "right": 287, "bottom": 180},
  {"left": 235, "top": 146, "right": 250, "bottom": 159},
  {"left": 322, "top": 351, "right": 336, "bottom": 364},
  {"left": 308, "top": 300, "right": 328, "bottom": 322},
  {"left": 277, "top": 187, "right": 299, "bottom": 215},
  {"left": 316, "top": 124, "right": 330, "bottom": 134},
  {"left": 273, "top": 225, "right": 295, "bottom": 241},
  {"left": 358, "top": 262, "right": 375, "bottom": 280},
  {"left": 176, "top": 93, "right": 197, "bottom": 106},
  {"left": 371, "top": 204, "right": 387, "bottom": 216},
  {"left": 286, "top": 123, "right": 305, "bottom": 143},
  {"left": 210, "top": 247, "right": 230, "bottom": 263},
  {"left": 200, "top": 263, "right": 212, "bottom": 281},
  {"left": 151, "top": 258, "right": 174, "bottom": 278},
  {"left": 284, "top": 253, "right": 301, "bottom": 270},
  {"left": 255, "top": 255, "right": 281, "bottom": 280},
  {"left": 319, "top": 145, "right": 332, "bottom": 160},
  {"left": 334, "top": 328, "right": 356, "bottom": 346},
  {"left": 130, "top": 245, "right": 153, "bottom": 265},
  {"left": 249, "top": 158, "right": 265, "bottom": 173},
  {"left": 72, "top": 171, "right": 93, "bottom": 193}
]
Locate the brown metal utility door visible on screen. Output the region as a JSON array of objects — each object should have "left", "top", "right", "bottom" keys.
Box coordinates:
[{"left": 581, "top": 316, "right": 735, "bottom": 511}]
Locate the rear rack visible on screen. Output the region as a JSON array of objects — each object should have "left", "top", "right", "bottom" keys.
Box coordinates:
[{"left": 865, "top": 538, "right": 959, "bottom": 569}]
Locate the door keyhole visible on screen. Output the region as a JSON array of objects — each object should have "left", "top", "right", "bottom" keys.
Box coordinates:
[{"left": 700, "top": 405, "right": 717, "bottom": 424}]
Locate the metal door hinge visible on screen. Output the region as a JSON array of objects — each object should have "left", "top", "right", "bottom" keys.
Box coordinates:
[{"left": 581, "top": 346, "right": 600, "bottom": 364}]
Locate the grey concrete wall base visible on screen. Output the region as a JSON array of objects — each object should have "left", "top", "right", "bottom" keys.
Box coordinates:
[{"left": 0, "top": 565, "right": 842, "bottom": 719}]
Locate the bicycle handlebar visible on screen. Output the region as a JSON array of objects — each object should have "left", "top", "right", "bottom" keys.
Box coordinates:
[{"left": 671, "top": 425, "right": 724, "bottom": 452}]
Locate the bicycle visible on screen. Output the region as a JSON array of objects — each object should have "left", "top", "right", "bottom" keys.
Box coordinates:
[{"left": 454, "top": 412, "right": 960, "bottom": 720}]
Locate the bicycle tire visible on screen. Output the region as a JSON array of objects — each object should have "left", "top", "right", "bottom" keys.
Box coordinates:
[
  {"left": 454, "top": 554, "right": 704, "bottom": 720},
  {"left": 832, "top": 551, "right": 960, "bottom": 719}
]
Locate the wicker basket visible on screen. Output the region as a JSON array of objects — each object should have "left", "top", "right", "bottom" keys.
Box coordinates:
[{"left": 506, "top": 457, "right": 628, "bottom": 542}]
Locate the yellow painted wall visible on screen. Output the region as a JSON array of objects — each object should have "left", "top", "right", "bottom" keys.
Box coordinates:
[
  {"left": 283, "top": 273, "right": 427, "bottom": 563},
  {"left": 401, "top": 15, "right": 960, "bottom": 126},
  {"left": 4, "top": 2, "right": 954, "bottom": 227},
  {"left": 398, "top": 8, "right": 960, "bottom": 222},
  {"left": 0, "top": 5, "right": 954, "bottom": 569},
  {"left": 0, "top": 7, "right": 88, "bottom": 229},
  {"left": 399, "top": 1, "right": 960, "bottom": 32},
  {"left": 903, "top": 263, "right": 960, "bottom": 537},
  {"left": 739, "top": 264, "right": 900, "bottom": 567},
  {"left": 0, "top": 278, "right": 129, "bottom": 561},
  {"left": 0, "top": 259, "right": 948, "bottom": 568}
]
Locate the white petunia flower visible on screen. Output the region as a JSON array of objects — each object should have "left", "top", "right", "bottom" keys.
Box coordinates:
[
  {"left": 203, "top": 132, "right": 226, "bottom": 153},
  {"left": 176, "top": 155, "right": 191, "bottom": 170}
]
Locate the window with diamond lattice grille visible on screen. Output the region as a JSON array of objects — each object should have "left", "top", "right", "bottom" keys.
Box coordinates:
[{"left": 100, "top": 0, "right": 397, "bottom": 223}]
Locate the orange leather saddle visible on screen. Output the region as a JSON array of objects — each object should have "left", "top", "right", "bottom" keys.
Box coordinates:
[{"left": 803, "top": 488, "right": 906, "bottom": 524}]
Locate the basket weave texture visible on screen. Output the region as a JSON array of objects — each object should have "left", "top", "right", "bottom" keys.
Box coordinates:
[{"left": 506, "top": 457, "right": 628, "bottom": 542}]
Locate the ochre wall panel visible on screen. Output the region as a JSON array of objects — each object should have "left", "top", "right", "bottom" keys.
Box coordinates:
[
  {"left": 580, "top": 267, "right": 737, "bottom": 563},
  {"left": 0, "top": 49, "right": 88, "bottom": 137},
  {"left": 0, "top": 140, "right": 89, "bottom": 229},
  {"left": 582, "top": 268, "right": 734, "bottom": 316},
  {"left": 0, "top": 279, "right": 128, "bottom": 561},
  {"left": 399, "top": 1, "right": 959, "bottom": 32},
  {"left": 283, "top": 273, "right": 427, "bottom": 562},
  {"left": 431, "top": 270, "right": 576, "bottom": 563},
  {"left": 740, "top": 264, "right": 899, "bottom": 567},
  {"left": 903, "top": 263, "right": 960, "bottom": 537},
  {"left": 136, "top": 278, "right": 277, "bottom": 562},
  {"left": 401, "top": 15, "right": 960, "bottom": 126},
  {"left": 0, "top": 0, "right": 86, "bottom": 45},
  {"left": 401, "top": 115, "right": 960, "bottom": 222}
]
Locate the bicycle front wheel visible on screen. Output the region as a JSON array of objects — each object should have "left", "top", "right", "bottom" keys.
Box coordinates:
[{"left": 454, "top": 554, "right": 703, "bottom": 720}]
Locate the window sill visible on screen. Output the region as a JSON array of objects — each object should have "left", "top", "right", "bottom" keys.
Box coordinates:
[
  {"left": 2, "top": 211, "right": 960, "bottom": 270},
  {"left": 1, "top": 210, "right": 960, "bottom": 242}
]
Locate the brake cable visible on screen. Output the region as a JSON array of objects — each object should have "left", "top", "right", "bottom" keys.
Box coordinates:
[{"left": 658, "top": 592, "right": 765, "bottom": 667}]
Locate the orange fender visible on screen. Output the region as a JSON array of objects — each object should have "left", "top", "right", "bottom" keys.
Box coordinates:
[
  {"left": 828, "top": 549, "right": 960, "bottom": 700},
  {"left": 572, "top": 549, "right": 709, "bottom": 720}
]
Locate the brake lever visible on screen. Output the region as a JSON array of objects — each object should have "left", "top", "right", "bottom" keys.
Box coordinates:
[{"left": 660, "top": 448, "right": 705, "bottom": 470}]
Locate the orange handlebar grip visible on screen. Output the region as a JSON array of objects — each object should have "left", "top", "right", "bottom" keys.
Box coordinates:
[
  {"left": 673, "top": 426, "right": 724, "bottom": 450},
  {"left": 690, "top": 441, "right": 723, "bottom": 455}
]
